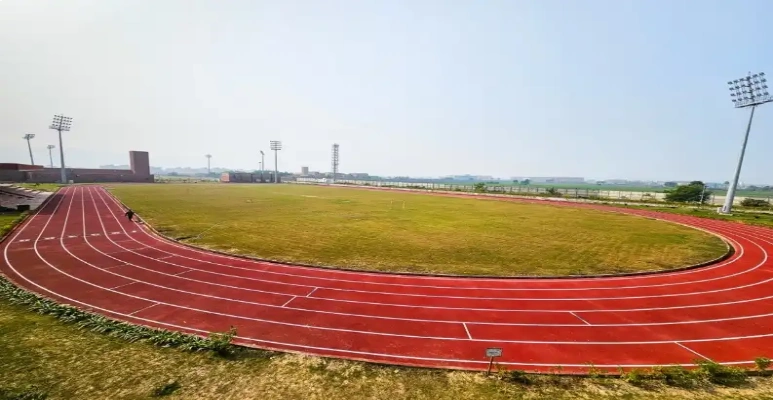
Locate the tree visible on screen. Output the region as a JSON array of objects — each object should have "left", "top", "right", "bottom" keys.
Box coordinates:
[
  {"left": 522, "top": 179, "right": 531, "bottom": 185},
  {"left": 512, "top": 180, "right": 519, "bottom": 184},
  {"left": 664, "top": 181, "right": 711, "bottom": 203},
  {"left": 664, "top": 181, "right": 678, "bottom": 188},
  {"left": 473, "top": 182, "right": 486, "bottom": 192}
]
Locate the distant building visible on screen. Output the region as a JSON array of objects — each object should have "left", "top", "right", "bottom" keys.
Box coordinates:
[
  {"left": 511, "top": 177, "right": 585, "bottom": 184},
  {"left": 301, "top": 166, "right": 309, "bottom": 175}
]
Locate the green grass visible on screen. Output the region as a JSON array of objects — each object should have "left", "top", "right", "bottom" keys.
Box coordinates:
[
  {"left": 0, "top": 212, "right": 26, "bottom": 238},
  {"left": 108, "top": 184, "right": 727, "bottom": 276}
]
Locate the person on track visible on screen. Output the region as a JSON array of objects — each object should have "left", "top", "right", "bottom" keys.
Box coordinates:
[{"left": 125, "top": 209, "right": 135, "bottom": 222}]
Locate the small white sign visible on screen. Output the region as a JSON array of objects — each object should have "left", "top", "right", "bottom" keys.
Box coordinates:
[{"left": 485, "top": 348, "right": 503, "bottom": 358}]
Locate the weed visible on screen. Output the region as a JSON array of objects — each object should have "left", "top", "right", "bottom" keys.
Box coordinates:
[
  {"left": 694, "top": 359, "right": 748, "bottom": 386},
  {"left": 651, "top": 365, "right": 699, "bottom": 388},
  {"left": 151, "top": 380, "right": 181, "bottom": 397},
  {"left": 755, "top": 357, "right": 772, "bottom": 373},
  {"left": 207, "top": 325, "right": 238, "bottom": 357},
  {"left": 621, "top": 369, "right": 646, "bottom": 386},
  {"left": 498, "top": 369, "right": 530, "bottom": 385},
  {"left": 0, "top": 385, "right": 48, "bottom": 400}
]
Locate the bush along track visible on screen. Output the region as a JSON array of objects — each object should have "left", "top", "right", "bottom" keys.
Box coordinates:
[{"left": 0, "top": 275, "right": 243, "bottom": 357}]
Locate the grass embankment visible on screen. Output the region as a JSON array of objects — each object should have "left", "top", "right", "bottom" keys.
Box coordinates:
[
  {"left": 616, "top": 204, "right": 773, "bottom": 230},
  {"left": 0, "top": 212, "right": 26, "bottom": 238},
  {"left": 108, "top": 184, "right": 727, "bottom": 276},
  {"left": 4, "top": 297, "right": 773, "bottom": 400}
]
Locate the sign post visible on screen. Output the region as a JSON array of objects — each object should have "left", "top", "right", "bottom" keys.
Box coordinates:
[{"left": 485, "top": 348, "right": 503, "bottom": 375}]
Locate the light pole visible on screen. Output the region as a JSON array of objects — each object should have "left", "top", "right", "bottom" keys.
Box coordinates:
[
  {"left": 259, "top": 150, "right": 265, "bottom": 182},
  {"left": 331, "top": 143, "right": 339, "bottom": 183},
  {"left": 720, "top": 72, "right": 771, "bottom": 214},
  {"left": 22, "top": 134, "right": 35, "bottom": 165},
  {"left": 49, "top": 114, "right": 72, "bottom": 184},
  {"left": 270, "top": 141, "right": 282, "bottom": 183},
  {"left": 47, "top": 145, "right": 56, "bottom": 167},
  {"left": 205, "top": 154, "right": 212, "bottom": 175}
]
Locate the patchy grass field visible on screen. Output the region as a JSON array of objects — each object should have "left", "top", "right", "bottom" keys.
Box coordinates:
[
  {"left": 4, "top": 299, "right": 773, "bottom": 400},
  {"left": 108, "top": 184, "right": 727, "bottom": 276}
]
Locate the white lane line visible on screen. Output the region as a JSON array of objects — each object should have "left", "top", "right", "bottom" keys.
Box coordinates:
[
  {"left": 101, "top": 185, "right": 760, "bottom": 291},
  {"left": 675, "top": 342, "right": 711, "bottom": 360},
  {"left": 570, "top": 312, "right": 592, "bottom": 326},
  {"left": 129, "top": 302, "right": 159, "bottom": 316},
  {"left": 71, "top": 188, "right": 773, "bottom": 326},
  {"left": 96, "top": 192, "right": 772, "bottom": 301},
  {"left": 11, "top": 187, "right": 773, "bottom": 359},
  {"left": 110, "top": 281, "right": 138, "bottom": 290},
  {"left": 306, "top": 287, "right": 318, "bottom": 297},
  {"left": 282, "top": 297, "right": 297, "bottom": 307},
  {"left": 173, "top": 269, "right": 192, "bottom": 276},
  {"left": 157, "top": 255, "right": 175, "bottom": 260},
  {"left": 85, "top": 191, "right": 773, "bottom": 303},
  {"left": 463, "top": 323, "right": 473, "bottom": 339}
]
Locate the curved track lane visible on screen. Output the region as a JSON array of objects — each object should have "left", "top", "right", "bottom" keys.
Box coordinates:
[{"left": 3, "top": 185, "right": 773, "bottom": 373}]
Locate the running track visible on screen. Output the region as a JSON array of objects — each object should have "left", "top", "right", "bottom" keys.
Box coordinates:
[{"left": 3, "top": 185, "right": 773, "bottom": 373}]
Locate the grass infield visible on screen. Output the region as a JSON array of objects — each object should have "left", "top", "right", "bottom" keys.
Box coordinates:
[{"left": 108, "top": 184, "right": 727, "bottom": 277}]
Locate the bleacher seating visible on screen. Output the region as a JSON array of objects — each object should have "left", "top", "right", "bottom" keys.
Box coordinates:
[{"left": 0, "top": 184, "right": 52, "bottom": 211}]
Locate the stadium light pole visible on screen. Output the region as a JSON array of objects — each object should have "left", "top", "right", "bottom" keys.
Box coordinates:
[
  {"left": 259, "top": 150, "right": 265, "bottom": 182},
  {"left": 270, "top": 141, "right": 281, "bottom": 183},
  {"left": 720, "top": 72, "right": 771, "bottom": 214},
  {"left": 205, "top": 154, "right": 212, "bottom": 175},
  {"left": 49, "top": 114, "right": 72, "bottom": 184},
  {"left": 22, "top": 134, "right": 36, "bottom": 165},
  {"left": 47, "top": 145, "right": 56, "bottom": 167}
]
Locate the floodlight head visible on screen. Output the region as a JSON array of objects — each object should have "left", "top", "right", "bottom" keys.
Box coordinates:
[
  {"left": 728, "top": 72, "right": 772, "bottom": 108},
  {"left": 23, "top": 134, "right": 36, "bottom": 140},
  {"left": 47, "top": 145, "right": 55, "bottom": 150},
  {"left": 270, "top": 140, "right": 282, "bottom": 151},
  {"left": 49, "top": 114, "right": 73, "bottom": 131},
  {"left": 205, "top": 154, "right": 212, "bottom": 159},
  {"left": 260, "top": 150, "right": 264, "bottom": 155}
]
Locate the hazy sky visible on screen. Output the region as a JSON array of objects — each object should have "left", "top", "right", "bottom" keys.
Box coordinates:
[{"left": 1, "top": 0, "right": 771, "bottom": 182}]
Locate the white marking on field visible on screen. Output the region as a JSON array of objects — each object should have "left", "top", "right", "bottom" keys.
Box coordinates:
[
  {"left": 570, "top": 312, "right": 592, "bottom": 325},
  {"left": 675, "top": 342, "right": 711, "bottom": 360},
  {"left": 463, "top": 323, "right": 473, "bottom": 339}
]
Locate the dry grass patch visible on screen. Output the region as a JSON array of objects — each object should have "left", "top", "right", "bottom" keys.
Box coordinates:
[{"left": 108, "top": 184, "right": 728, "bottom": 276}]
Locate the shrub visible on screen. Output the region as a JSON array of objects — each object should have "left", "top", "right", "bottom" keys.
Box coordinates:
[
  {"left": 694, "top": 360, "right": 748, "bottom": 386},
  {"left": 755, "top": 356, "right": 771, "bottom": 372},
  {"left": 651, "top": 365, "right": 699, "bottom": 388},
  {"left": 620, "top": 369, "right": 645, "bottom": 386},
  {"left": 498, "top": 369, "right": 530, "bottom": 384},
  {"left": 741, "top": 198, "right": 771, "bottom": 208},
  {"left": 207, "top": 326, "right": 238, "bottom": 356}
]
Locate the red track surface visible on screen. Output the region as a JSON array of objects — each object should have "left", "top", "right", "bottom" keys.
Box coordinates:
[{"left": 3, "top": 185, "right": 773, "bottom": 373}]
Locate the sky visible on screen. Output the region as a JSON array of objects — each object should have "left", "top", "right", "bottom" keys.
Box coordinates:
[{"left": 1, "top": 0, "right": 771, "bottom": 183}]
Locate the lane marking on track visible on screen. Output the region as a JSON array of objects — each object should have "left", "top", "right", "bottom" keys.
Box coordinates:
[
  {"left": 111, "top": 281, "right": 138, "bottom": 290},
  {"left": 570, "top": 312, "right": 592, "bottom": 325},
  {"left": 173, "top": 269, "right": 192, "bottom": 276},
  {"left": 103, "top": 263, "right": 128, "bottom": 270},
  {"left": 16, "top": 239, "right": 31, "bottom": 242},
  {"left": 98, "top": 187, "right": 757, "bottom": 293},
  {"left": 129, "top": 302, "right": 159, "bottom": 316},
  {"left": 157, "top": 255, "right": 175, "bottom": 260},
  {"left": 307, "top": 287, "right": 318, "bottom": 297},
  {"left": 463, "top": 323, "right": 473, "bottom": 339},
  {"left": 70, "top": 188, "right": 773, "bottom": 323},
  {"left": 5, "top": 186, "right": 773, "bottom": 368},
  {"left": 675, "top": 342, "right": 712, "bottom": 360},
  {"left": 282, "top": 296, "right": 297, "bottom": 307}
]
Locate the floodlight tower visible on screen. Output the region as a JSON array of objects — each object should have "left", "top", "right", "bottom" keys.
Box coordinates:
[
  {"left": 720, "top": 72, "right": 772, "bottom": 214},
  {"left": 259, "top": 150, "right": 265, "bottom": 182},
  {"left": 46, "top": 145, "right": 56, "bottom": 167},
  {"left": 22, "top": 134, "right": 36, "bottom": 165},
  {"left": 331, "top": 143, "right": 340, "bottom": 183},
  {"left": 270, "top": 141, "right": 282, "bottom": 183},
  {"left": 205, "top": 154, "right": 212, "bottom": 175},
  {"left": 49, "top": 114, "right": 72, "bottom": 184}
]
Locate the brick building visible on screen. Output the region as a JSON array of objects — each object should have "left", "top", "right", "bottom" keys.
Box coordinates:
[{"left": 0, "top": 151, "right": 154, "bottom": 183}]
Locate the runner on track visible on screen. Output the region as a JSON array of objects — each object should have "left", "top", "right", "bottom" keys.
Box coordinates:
[{"left": 125, "top": 209, "right": 135, "bottom": 222}]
